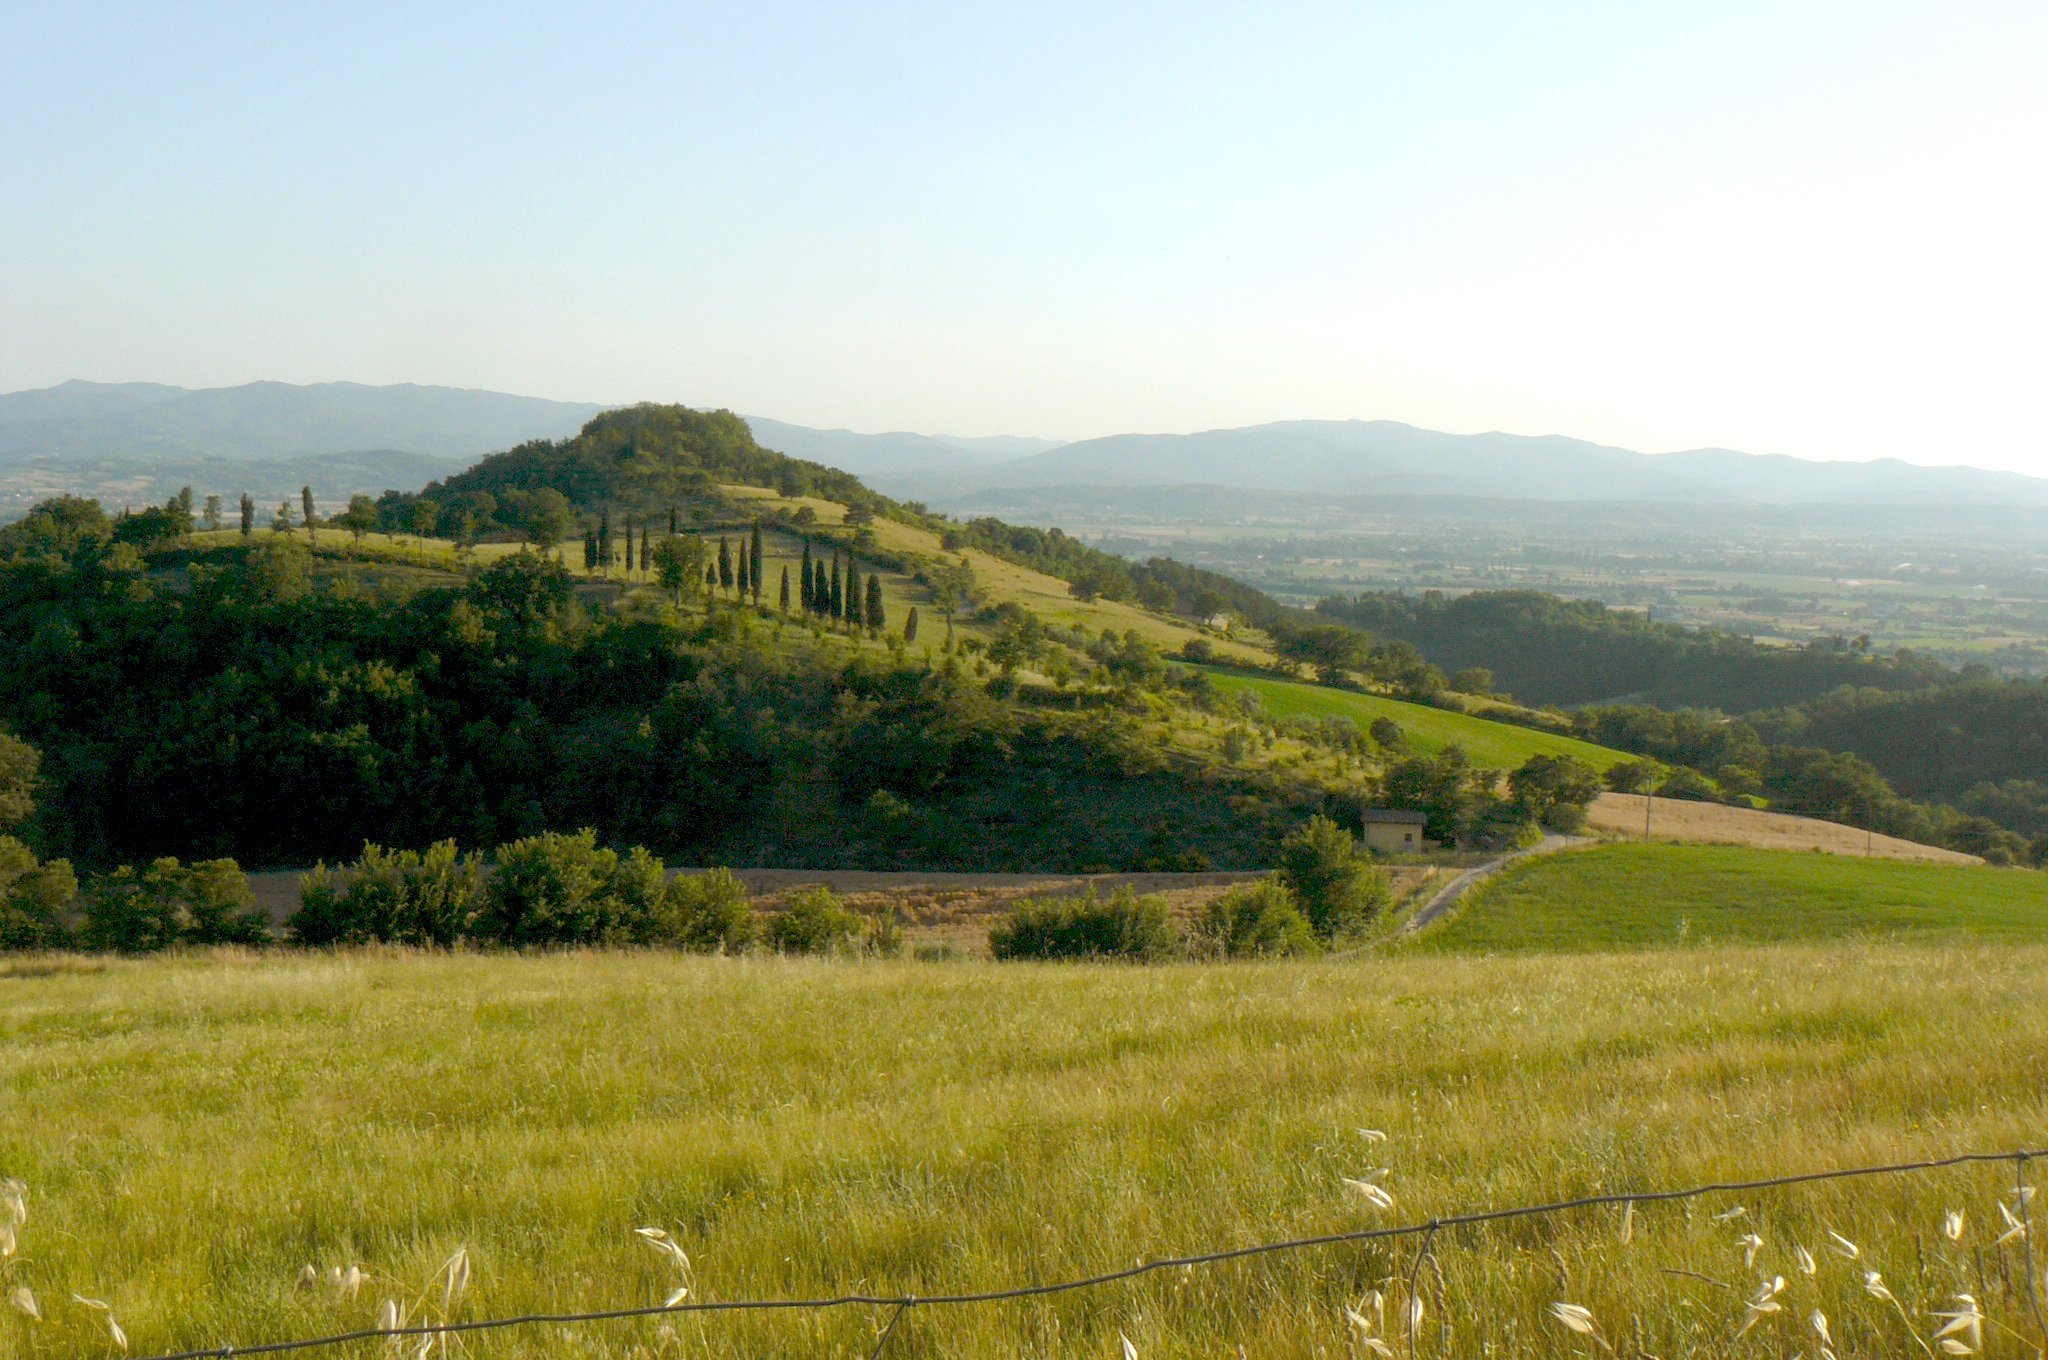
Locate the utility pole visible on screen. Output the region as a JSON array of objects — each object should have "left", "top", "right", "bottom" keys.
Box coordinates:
[{"left": 1643, "top": 790, "right": 1654, "bottom": 841}]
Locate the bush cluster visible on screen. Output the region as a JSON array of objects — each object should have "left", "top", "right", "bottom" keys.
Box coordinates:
[
  {"left": 293, "top": 831, "right": 759, "bottom": 952},
  {"left": 992, "top": 820, "right": 1391, "bottom": 962}
]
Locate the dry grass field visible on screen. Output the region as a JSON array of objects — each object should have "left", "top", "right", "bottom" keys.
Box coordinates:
[
  {"left": 4, "top": 945, "right": 2047, "bottom": 1359},
  {"left": 1586, "top": 792, "right": 1981, "bottom": 863}
]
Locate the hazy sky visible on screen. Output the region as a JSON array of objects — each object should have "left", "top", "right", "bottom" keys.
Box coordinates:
[{"left": 3, "top": 2, "right": 2044, "bottom": 470}]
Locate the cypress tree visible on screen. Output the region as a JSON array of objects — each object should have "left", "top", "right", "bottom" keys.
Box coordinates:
[
  {"left": 583, "top": 529, "right": 598, "bottom": 571},
  {"left": 750, "top": 520, "right": 764, "bottom": 602},
  {"left": 844, "top": 562, "right": 860, "bottom": 630},
  {"left": 904, "top": 606, "right": 919, "bottom": 644},
  {"left": 779, "top": 565, "right": 791, "bottom": 614},
  {"left": 639, "top": 526, "right": 651, "bottom": 573},
  {"left": 718, "top": 537, "right": 733, "bottom": 592},
  {"left": 668, "top": 507, "right": 678, "bottom": 536},
  {"left": 829, "top": 551, "right": 843, "bottom": 619},
  {"left": 736, "top": 544, "right": 749, "bottom": 599},
  {"left": 598, "top": 510, "right": 612, "bottom": 572},
  {"left": 799, "top": 540, "right": 814, "bottom": 611},
  {"left": 238, "top": 493, "right": 254, "bottom": 537},
  {"left": 812, "top": 558, "right": 829, "bottom": 615},
  {"left": 705, "top": 563, "right": 718, "bottom": 592},
  {"left": 301, "top": 485, "right": 316, "bottom": 538},
  {"left": 865, "top": 576, "right": 884, "bottom": 635},
  {"left": 621, "top": 524, "right": 633, "bottom": 576}
]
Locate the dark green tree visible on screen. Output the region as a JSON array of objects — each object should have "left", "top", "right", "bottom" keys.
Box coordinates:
[
  {"left": 336, "top": 494, "right": 378, "bottom": 546},
  {"left": 865, "top": 575, "right": 884, "bottom": 635},
  {"left": 1276, "top": 814, "right": 1390, "bottom": 939},
  {"left": 830, "top": 551, "right": 843, "bottom": 619},
  {"left": 799, "top": 540, "right": 814, "bottom": 611},
  {"left": 639, "top": 524, "right": 651, "bottom": 574},
  {"left": 583, "top": 528, "right": 599, "bottom": 571},
  {"left": 1508, "top": 753, "right": 1601, "bottom": 832},
  {"left": 301, "top": 485, "right": 317, "bottom": 544},
  {"left": 239, "top": 493, "right": 254, "bottom": 537},
  {"left": 718, "top": 537, "right": 733, "bottom": 593},
  {"left": 904, "top": 606, "right": 919, "bottom": 645},
  {"left": 845, "top": 563, "right": 860, "bottom": 630},
  {"left": 779, "top": 565, "right": 791, "bottom": 614},
  {"left": 0, "top": 728, "right": 37, "bottom": 833},
  {"left": 598, "top": 510, "right": 612, "bottom": 571},
  {"left": 202, "top": 493, "right": 222, "bottom": 531},
  {"left": 502, "top": 488, "right": 574, "bottom": 550},
  {"left": 750, "top": 520, "right": 764, "bottom": 599}
]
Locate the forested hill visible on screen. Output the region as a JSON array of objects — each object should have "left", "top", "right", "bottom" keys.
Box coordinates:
[
  {"left": 1317, "top": 590, "right": 1960, "bottom": 713},
  {"left": 414, "top": 405, "right": 880, "bottom": 527},
  {"left": 386, "top": 404, "right": 1285, "bottom": 628}
]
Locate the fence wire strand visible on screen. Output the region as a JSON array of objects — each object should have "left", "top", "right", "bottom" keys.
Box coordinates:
[{"left": 128, "top": 1147, "right": 2046, "bottom": 1360}]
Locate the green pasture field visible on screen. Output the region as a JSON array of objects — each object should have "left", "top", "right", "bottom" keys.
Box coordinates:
[
  {"left": 4, "top": 946, "right": 2045, "bottom": 1358},
  {"left": 1416, "top": 842, "right": 2048, "bottom": 953},
  {"left": 1201, "top": 669, "right": 1629, "bottom": 771}
]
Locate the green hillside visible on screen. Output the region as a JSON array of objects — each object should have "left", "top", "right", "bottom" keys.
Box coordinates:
[
  {"left": 1202, "top": 669, "right": 1632, "bottom": 771},
  {"left": 1415, "top": 842, "right": 2048, "bottom": 952}
]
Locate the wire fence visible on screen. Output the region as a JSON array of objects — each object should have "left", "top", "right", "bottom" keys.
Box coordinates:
[{"left": 130, "top": 1147, "right": 2047, "bottom": 1360}]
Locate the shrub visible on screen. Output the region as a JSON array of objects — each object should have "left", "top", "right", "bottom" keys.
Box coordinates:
[
  {"left": 291, "top": 841, "right": 487, "bottom": 946},
  {"left": 1276, "top": 815, "right": 1390, "bottom": 940},
  {"left": 766, "top": 886, "right": 869, "bottom": 956},
  {"left": 1190, "top": 878, "right": 1316, "bottom": 958},
  {"left": 478, "top": 830, "right": 689, "bottom": 946},
  {"left": 0, "top": 835, "right": 76, "bottom": 950},
  {"left": 80, "top": 857, "right": 264, "bottom": 952},
  {"left": 988, "top": 887, "right": 1179, "bottom": 961},
  {"left": 1507, "top": 753, "right": 1602, "bottom": 832},
  {"left": 660, "top": 868, "right": 756, "bottom": 954},
  {"left": 1604, "top": 760, "right": 1655, "bottom": 794}
]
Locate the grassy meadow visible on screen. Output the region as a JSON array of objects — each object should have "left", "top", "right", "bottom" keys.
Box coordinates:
[
  {"left": 1416, "top": 842, "right": 2048, "bottom": 953},
  {"left": 1202, "top": 669, "right": 1628, "bottom": 771},
  {"left": 5, "top": 947, "right": 2047, "bottom": 1358}
]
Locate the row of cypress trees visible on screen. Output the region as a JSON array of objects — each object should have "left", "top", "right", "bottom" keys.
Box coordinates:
[
  {"left": 796, "top": 538, "right": 888, "bottom": 633},
  {"left": 574, "top": 511, "right": 911, "bottom": 640}
]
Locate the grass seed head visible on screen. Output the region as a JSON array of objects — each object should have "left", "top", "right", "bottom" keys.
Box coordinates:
[
  {"left": 1120, "top": 1330, "right": 1138, "bottom": 1360},
  {"left": 1827, "top": 1229, "right": 1861, "bottom": 1259},
  {"left": 1795, "top": 1245, "right": 1817, "bottom": 1275},
  {"left": 1549, "top": 1302, "right": 1597, "bottom": 1336},
  {"left": 0, "top": 1222, "right": 13, "bottom": 1258},
  {"left": 1714, "top": 1205, "right": 1747, "bottom": 1222},
  {"left": 1944, "top": 1210, "right": 1965, "bottom": 1241},
  {"left": 377, "top": 1299, "right": 400, "bottom": 1332},
  {"left": 1996, "top": 1201, "right": 2028, "bottom": 1245},
  {"left": 1343, "top": 1177, "right": 1395, "bottom": 1210},
  {"left": 1736, "top": 1231, "right": 1764, "bottom": 1267},
  {"left": 440, "top": 1247, "right": 470, "bottom": 1312},
  {"left": 0, "top": 1179, "right": 26, "bottom": 1227},
  {"left": 1619, "top": 1202, "right": 1634, "bottom": 1245},
  {"left": 1357, "top": 1128, "right": 1388, "bottom": 1144},
  {"left": 8, "top": 1285, "right": 38, "bottom": 1320}
]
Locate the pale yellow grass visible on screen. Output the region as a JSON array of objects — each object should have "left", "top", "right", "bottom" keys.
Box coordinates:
[
  {"left": 1586, "top": 792, "right": 1981, "bottom": 864},
  {"left": 2, "top": 947, "right": 2044, "bottom": 1357}
]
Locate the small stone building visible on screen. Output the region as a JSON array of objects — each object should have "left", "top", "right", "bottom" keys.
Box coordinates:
[{"left": 1359, "top": 808, "right": 1429, "bottom": 854}]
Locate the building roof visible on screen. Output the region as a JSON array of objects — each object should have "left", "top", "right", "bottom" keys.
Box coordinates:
[{"left": 1361, "top": 808, "right": 1429, "bottom": 825}]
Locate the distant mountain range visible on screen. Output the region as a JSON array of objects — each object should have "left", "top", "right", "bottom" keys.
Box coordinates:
[
  {"left": 933, "top": 420, "right": 2048, "bottom": 507},
  {"left": 5, "top": 380, "right": 2044, "bottom": 511},
  {"left": 0, "top": 380, "right": 605, "bottom": 465}
]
